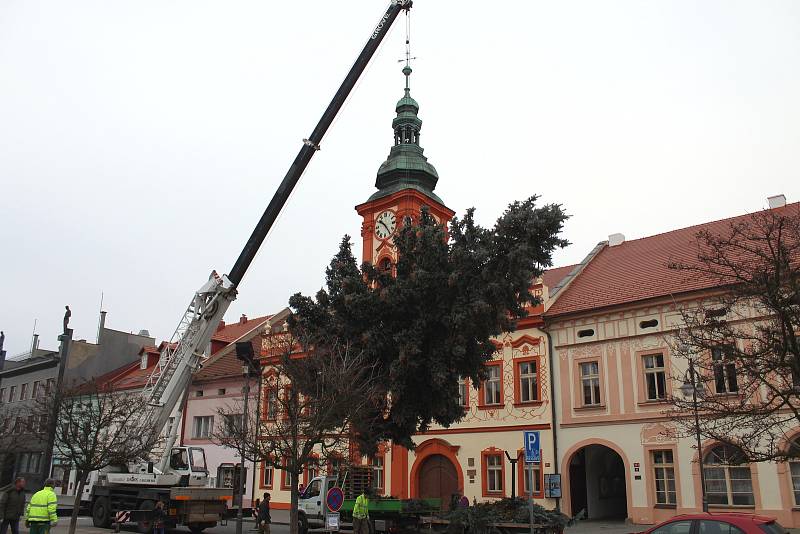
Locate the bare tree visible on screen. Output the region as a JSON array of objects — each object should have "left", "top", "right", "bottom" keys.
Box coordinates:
[
  {"left": 667, "top": 207, "right": 800, "bottom": 462},
  {"left": 32, "top": 380, "right": 161, "bottom": 534},
  {"left": 211, "top": 333, "right": 382, "bottom": 534}
]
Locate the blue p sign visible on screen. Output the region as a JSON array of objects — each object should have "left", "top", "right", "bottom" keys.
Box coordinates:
[{"left": 524, "top": 430, "right": 540, "bottom": 463}]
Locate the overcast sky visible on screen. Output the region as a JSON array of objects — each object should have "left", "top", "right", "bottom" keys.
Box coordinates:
[{"left": 2, "top": 1, "right": 799, "bottom": 357}]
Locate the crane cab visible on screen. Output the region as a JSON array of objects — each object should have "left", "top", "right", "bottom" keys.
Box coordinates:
[{"left": 168, "top": 446, "right": 209, "bottom": 486}]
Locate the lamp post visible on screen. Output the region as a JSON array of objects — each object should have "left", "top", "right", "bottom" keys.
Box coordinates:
[{"left": 680, "top": 357, "right": 708, "bottom": 513}]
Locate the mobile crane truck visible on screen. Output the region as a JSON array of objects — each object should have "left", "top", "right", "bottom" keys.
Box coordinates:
[{"left": 80, "top": 2, "right": 413, "bottom": 533}]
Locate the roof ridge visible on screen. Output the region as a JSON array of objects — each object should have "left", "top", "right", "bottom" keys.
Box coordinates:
[{"left": 619, "top": 201, "right": 800, "bottom": 245}]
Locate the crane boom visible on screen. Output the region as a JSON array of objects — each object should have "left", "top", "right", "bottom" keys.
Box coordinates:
[{"left": 137, "top": 0, "right": 413, "bottom": 475}]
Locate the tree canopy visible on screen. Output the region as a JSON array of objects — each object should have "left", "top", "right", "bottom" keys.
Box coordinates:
[{"left": 289, "top": 196, "right": 568, "bottom": 451}]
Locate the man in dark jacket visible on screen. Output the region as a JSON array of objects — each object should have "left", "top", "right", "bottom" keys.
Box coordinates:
[
  {"left": 0, "top": 478, "right": 26, "bottom": 534},
  {"left": 257, "top": 493, "right": 271, "bottom": 534}
]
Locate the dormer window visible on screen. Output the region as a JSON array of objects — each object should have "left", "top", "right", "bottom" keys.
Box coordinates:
[{"left": 140, "top": 353, "right": 148, "bottom": 370}]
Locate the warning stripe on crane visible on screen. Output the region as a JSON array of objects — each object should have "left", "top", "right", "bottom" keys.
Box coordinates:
[{"left": 115, "top": 510, "right": 130, "bottom": 524}]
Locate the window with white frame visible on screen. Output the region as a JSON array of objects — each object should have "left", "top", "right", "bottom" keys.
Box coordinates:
[
  {"left": 518, "top": 360, "right": 539, "bottom": 403},
  {"left": 652, "top": 450, "right": 677, "bottom": 505},
  {"left": 262, "top": 464, "right": 274, "bottom": 488},
  {"left": 711, "top": 346, "right": 739, "bottom": 394},
  {"left": 19, "top": 383, "right": 27, "bottom": 401},
  {"left": 32, "top": 381, "right": 41, "bottom": 398},
  {"left": 457, "top": 378, "right": 469, "bottom": 407},
  {"left": 643, "top": 354, "right": 667, "bottom": 401},
  {"left": 484, "top": 365, "right": 502, "bottom": 405},
  {"left": 372, "top": 455, "right": 385, "bottom": 490},
  {"left": 9, "top": 386, "right": 16, "bottom": 403},
  {"left": 486, "top": 453, "right": 503, "bottom": 493},
  {"left": 789, "top": 439, "right": 800, "bottom": 506},
  {"left": 579, "top": 362, "right": 601, "bottom": 406},
  {"left": 522, "top": 459, "right": 541, "bottom": 496},
  {"left": 703, "top": 445, "right": 753, "bottom": 506},
  {"left": 192, "top": 416, "right": 214, "bottom": 439},
  {"left": 140, "top": 353, "right": 148, "bottom": 370}
]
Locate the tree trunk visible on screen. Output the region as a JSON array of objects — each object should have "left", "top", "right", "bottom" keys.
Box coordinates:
[
  {"left": 69, "top": 474, "right": 86, "bottom": 534},
  {"left": 289, "top": 472, "right": 300, "bottom": 534}
]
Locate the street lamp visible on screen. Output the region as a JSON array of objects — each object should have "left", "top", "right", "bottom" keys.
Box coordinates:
[{"left": 680, "top": 357, "right": 709, "bottom": 513}]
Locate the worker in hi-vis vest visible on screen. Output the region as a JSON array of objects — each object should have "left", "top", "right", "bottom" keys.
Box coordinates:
[
  {"left": 25, "top": 479, "right": 58, "bottom": 534},
  {"left": 352, "top": 488, "right": 371, "bottom": 534}
]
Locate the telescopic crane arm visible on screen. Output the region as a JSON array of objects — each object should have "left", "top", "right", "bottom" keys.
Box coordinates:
[{"left": 141, "top": 0, "right": 413, "bottom": 473}]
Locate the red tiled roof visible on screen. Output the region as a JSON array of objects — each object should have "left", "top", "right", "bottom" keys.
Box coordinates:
[
  {"left": 211, "top": 315, "right": 270, "bottom": 343},
  {"left": 194, "top": 340, "right": 259, "bottom": 382},
  {"left": 545, "top": 202, "right": 800, "bottom": 317},
  {"left": 542, "top": 264, "right": 576, "bottom": 290}
]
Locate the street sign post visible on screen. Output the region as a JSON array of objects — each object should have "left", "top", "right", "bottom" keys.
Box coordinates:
[
  {"left": 326, "top": 513, "right": 341, "bottom": 532},
  {"left": 326, "top": 486, "right": 344, "bottom": 513},
  {"left": 523, "top": 430, "right": 540, "bottom": 463}
]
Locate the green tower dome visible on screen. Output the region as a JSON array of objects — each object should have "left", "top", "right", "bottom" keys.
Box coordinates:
[{"left": 368, "top": 65, "right": 442, "bottom": 203}]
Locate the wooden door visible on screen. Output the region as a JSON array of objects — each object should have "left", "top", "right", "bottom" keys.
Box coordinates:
[{"left": 418, "top": 455, "right": 458, "bottom": 509}]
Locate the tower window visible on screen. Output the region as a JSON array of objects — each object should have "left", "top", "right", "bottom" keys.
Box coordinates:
[{"left": 379, "top": 258, "right": 392, "bottom": 273}]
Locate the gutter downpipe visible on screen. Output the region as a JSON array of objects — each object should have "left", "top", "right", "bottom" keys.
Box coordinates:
[{"left": 546, "top": 331, "right": 560, "bottom": 511}]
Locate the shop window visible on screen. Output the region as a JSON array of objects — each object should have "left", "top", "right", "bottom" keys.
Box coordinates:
[
  {"left": 652, "top": 450, "right": 677, "bottom": 505},
  {"left": 711, "top": 346, "right": 739, "bottom": 394},
  {"left": 703, "top": 445, "right": 753, "bottom": 506},
  {"left": 579, "top": 361, "right": 601, "bottom": 406},
  {"left": 643, "top": 354, "right": 667, "bottom": 401}
]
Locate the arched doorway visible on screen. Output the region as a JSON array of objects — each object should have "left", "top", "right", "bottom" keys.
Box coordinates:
[
  {"left": 418, "top": 455, "right": 459, "bottom": 509},
  {"left": 569, "top": 444, "right": 627, "bottom": 520}
]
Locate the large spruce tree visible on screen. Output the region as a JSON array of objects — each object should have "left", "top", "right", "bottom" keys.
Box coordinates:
[{"left": 289, "top": 196, "right": 568, "bottom": 451}]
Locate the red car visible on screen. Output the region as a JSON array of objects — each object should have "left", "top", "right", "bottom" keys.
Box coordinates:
[{"left": 634, "top": 513, "right": 788, "bottom": 534}]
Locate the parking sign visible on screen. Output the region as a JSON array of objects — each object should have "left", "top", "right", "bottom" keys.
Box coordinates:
[{"left": 524, "top": 430, "right": 540, "bottom": 463}]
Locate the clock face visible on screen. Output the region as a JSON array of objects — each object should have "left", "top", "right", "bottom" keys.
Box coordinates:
[{"left": 374, "top": 210, "right": 397, "bottom": 240}]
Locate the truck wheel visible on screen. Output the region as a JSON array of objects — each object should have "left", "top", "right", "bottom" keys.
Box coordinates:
[
  {"left": 299, "top": 513, "right": 309, "bottom": 534},
  {"left": 137, "top": 500, "right": 155, "bottom": 533},
  {"left": 189, "top": 526, "right": 205, "bottom": 534},
  {"left": 92, "top": 497, "right": 112, "bottom": 528}
]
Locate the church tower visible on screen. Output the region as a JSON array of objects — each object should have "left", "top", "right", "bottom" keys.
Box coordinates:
[{"left": 355, "top": 65, "right": 454, "bottom": 269}]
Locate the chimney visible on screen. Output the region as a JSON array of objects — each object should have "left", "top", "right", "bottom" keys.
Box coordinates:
[
  {"left": 768, "top": 194, "right": 786, "bottom": 209},
  {"left": 31, "top": 333, "right": 40, "bottom": 355},
  {"left": 97, "top": 310, "right": 107, "bottom": 343},
  {"left": 216, "top": 320, "right": 226, "bottom": 332},
  {"left": 240, "top": 314, "right": 248, "bottom": 325},
  {"left": 608, "top": 233, "right": 626, "bottom": 247}
]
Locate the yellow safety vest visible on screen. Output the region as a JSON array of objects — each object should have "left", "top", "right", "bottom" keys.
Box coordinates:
[
  {"left": 353, "top": 494, "right": 369, "bottom": 519},
  {"left": 26, "top": 486, "right": 58, "bottom": 524}
]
